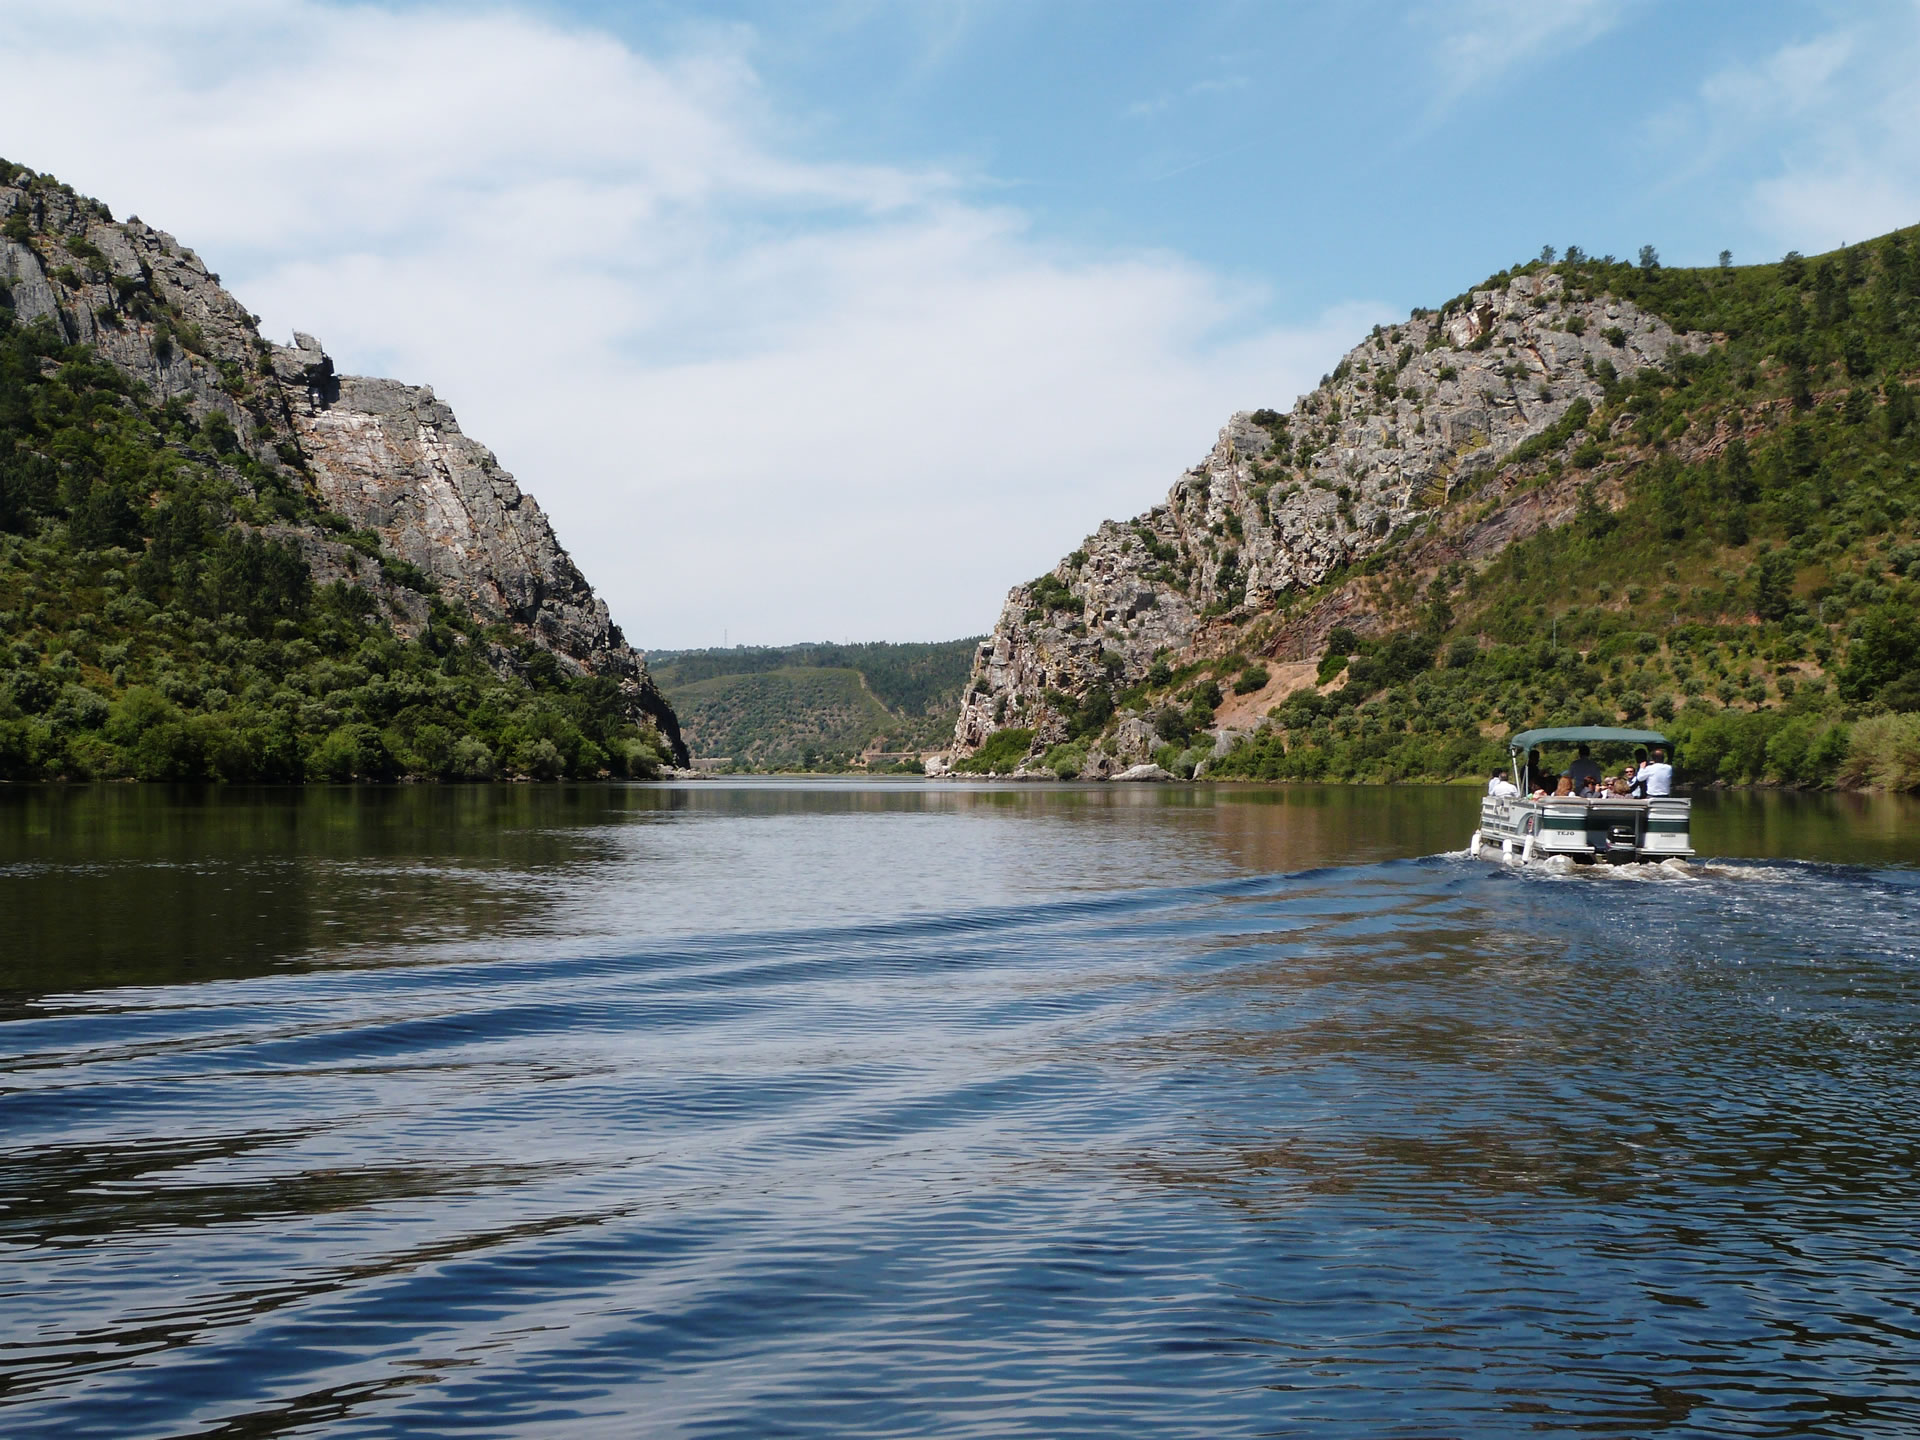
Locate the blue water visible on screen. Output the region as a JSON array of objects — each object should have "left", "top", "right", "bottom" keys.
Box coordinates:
[{"left": 3, "top": 783, "right": 1919, "bottom": 1437}]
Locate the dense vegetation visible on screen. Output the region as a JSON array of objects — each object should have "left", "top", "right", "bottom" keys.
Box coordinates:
[
  {"left": 1151, "top": 233, "right": 1920, "bottom": 788},
  {"left": 0, "top": 308, "right": 670, "bottom": 782},
  {"left": 653, "top": 640, "right": 978, "bottom": 770}
]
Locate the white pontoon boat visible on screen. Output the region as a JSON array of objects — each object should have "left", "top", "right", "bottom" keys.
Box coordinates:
[{"left": 1469, "top": 726, "right": 1692, "bottom": 867}]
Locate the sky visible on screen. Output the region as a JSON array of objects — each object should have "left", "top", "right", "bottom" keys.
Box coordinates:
[{"left": 2, "top": 1, "right": 1919, "bottom": 648}]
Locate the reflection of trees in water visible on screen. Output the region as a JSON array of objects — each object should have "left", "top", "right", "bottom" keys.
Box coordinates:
[
  {"left": 1693, "top": 788, "right": 1920, "bottom": 863},
  {"left": 1199, "top": 786, "right": 1467, "bottom": 874},
  {"left": 0, "top": 786, "right": 637, "bottom": 998}
]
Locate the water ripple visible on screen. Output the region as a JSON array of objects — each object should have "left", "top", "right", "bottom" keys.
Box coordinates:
[{"left": 3, "top": 791, "right": 1919, "bottom": 1437}]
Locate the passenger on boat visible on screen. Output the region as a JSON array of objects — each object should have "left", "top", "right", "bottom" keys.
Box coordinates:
[
  {"left": 1487, "top": 769, "right": 1520, "bottom": 798},
  {"left": 1522, "top": 749, "right": 1547, "bottom": 794},
  {"left": 1554, "top": 776, "right": 1575, "bottom": 796},
  {"left": 1564, "top": 744, "right": 1602, "bottom": 791},
  {"left": 1632, "top": 747, "right": 1674, "bottom": 797}
]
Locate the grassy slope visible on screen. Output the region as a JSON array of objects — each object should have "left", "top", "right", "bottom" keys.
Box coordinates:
[
  {"left": 653, "top": 640, "right": 979, "bottom": 769},
  {"left": 1172, "top": 236, "right": 1920, "bottom": 788},
  {"left": 0, "top": 192, "right": 670, "bottom": 782}
]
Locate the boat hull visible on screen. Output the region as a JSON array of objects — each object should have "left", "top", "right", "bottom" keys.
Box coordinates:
[{"left": 1473, "top": 795, "right": 1692, "bottom": 865}]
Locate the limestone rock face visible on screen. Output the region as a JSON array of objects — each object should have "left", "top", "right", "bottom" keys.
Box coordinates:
[
  {"left": 0, "top": 167, "right": 685, "bottom": 761},
  {"left": 285, "top": 369, "right": 630, "bottom": 673},
  {"left": 952, "top": 271, "right": 1704, "bottom": 764}
]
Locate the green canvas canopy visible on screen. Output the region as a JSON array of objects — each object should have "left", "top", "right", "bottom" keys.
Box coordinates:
[{"left": 1507, "top": 726, "right": 1669, "bottom": 751}]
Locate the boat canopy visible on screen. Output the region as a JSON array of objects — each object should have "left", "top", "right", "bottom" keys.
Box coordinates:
[{"left": 1507, "top": 726, "right": 1669, "bottom": 751}]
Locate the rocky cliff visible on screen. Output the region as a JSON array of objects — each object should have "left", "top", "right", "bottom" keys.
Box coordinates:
[
  {"left": 949, "top": 269, "right": 1705, "bottom": 773},
  {"left": 0, "top": 165, "right": 685, "bottom": 762}
]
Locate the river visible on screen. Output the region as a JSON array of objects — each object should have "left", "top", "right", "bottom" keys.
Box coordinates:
[{"left": 2, "top": 781, "right": 1918, "bottom": 1437}]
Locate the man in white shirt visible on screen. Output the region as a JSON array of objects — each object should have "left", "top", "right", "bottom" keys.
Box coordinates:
[
  {"left": 1633, "top": 747, "right": 1673, "bottom": 797},
  {"left": 1487, "top": 768, "right": 1520, "bottom": 798}
]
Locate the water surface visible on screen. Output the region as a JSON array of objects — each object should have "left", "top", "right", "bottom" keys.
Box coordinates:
[{"left": 2, "top": 782, "right": 1917, "bottom": 1436}]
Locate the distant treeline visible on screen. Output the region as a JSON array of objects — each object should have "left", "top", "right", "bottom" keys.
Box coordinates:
[
  {"left": 651, "top": 639, "right": 981, "bottom": 771},
  {"left": 652, "top": 640, "right": 980, "bottom": 721}
]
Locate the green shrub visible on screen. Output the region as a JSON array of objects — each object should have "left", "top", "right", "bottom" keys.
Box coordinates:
[
  {"left": 314, "top": 723, "right": 394, "bottom": 781},
  {"left": 1840, "top": 712, "right": 1920, "bottom": 790},
  {"left": 1027, "top": 573, "right": 1082, "bottom": 616},
  {"left": 520, "top": 736, "right": 565, "bottom": 780},
  {"left": 447, "top": 735, "right": 495, "bottom": 780},
  {"left": 955, "top": 726, "right": 1034, "bottom": 774},
  {"left": 1838, "top": 607, "right": 1920, "bottom": 704},
  {"left": 1234, "top": 664, "right": 1269, "bottom": 694},
  {"left": 1153, "top": 742, "right": 1208, "bottom": 778},
  {"left": 1763, "top": 716, "right": 1849, "bottom": 786},
  {"left": 1042, "top": 740, "right": 1087, "bottom": 778}
]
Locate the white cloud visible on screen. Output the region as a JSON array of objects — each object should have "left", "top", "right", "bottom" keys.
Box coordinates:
[
  {"left": 1698, "top": 32, "right": 1853, "bottom": 117},
  {"left": 1126, "top": 73, "right": 1248, "bottom": 122},
  {"left": 1685, "top": 12, "right": 1920, "bottom": 254},
  {"left": 0, "top": 0, "right": 1379, "bottom": 646},
  {"left": 1418, "top": 0, "right": 1620, "bottom": 110}
]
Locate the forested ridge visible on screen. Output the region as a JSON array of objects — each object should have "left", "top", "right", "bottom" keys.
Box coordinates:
[{"left": 0, "top": 164, "right": 672, "bottom": 783}]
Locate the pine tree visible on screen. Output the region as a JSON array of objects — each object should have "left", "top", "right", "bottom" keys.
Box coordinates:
[
  {"left": 1889, "top": 380, "right": 1915, "bottom": 440},
  {"left": 1813, "top": 261, "right": 1839, "bottom": 328}
]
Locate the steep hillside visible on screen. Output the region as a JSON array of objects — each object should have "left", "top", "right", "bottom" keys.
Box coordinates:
[
  {"left": 654, "top": 639, "right": 978, "bottom": 769},
  {"left": 0, "top": 158, "right": 685, "bottom": 780},
  {"left": 950, "top": 238, "right": 1920, "bottom": 789}
]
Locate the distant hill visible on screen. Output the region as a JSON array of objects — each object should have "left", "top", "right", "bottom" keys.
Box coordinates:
[{"left": 652, "top": 640, "right": 980, "bottom": 769}]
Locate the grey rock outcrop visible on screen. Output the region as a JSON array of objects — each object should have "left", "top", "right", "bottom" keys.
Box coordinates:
[
  {"left": 282, "top": 364, "right": 650, "bottom": 691},
  {"left": 0, "top": 164, "right": 685, "bottom": 761},
  {"left": 952, "top": 270, "right": 1704, "bottom": 764}
]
